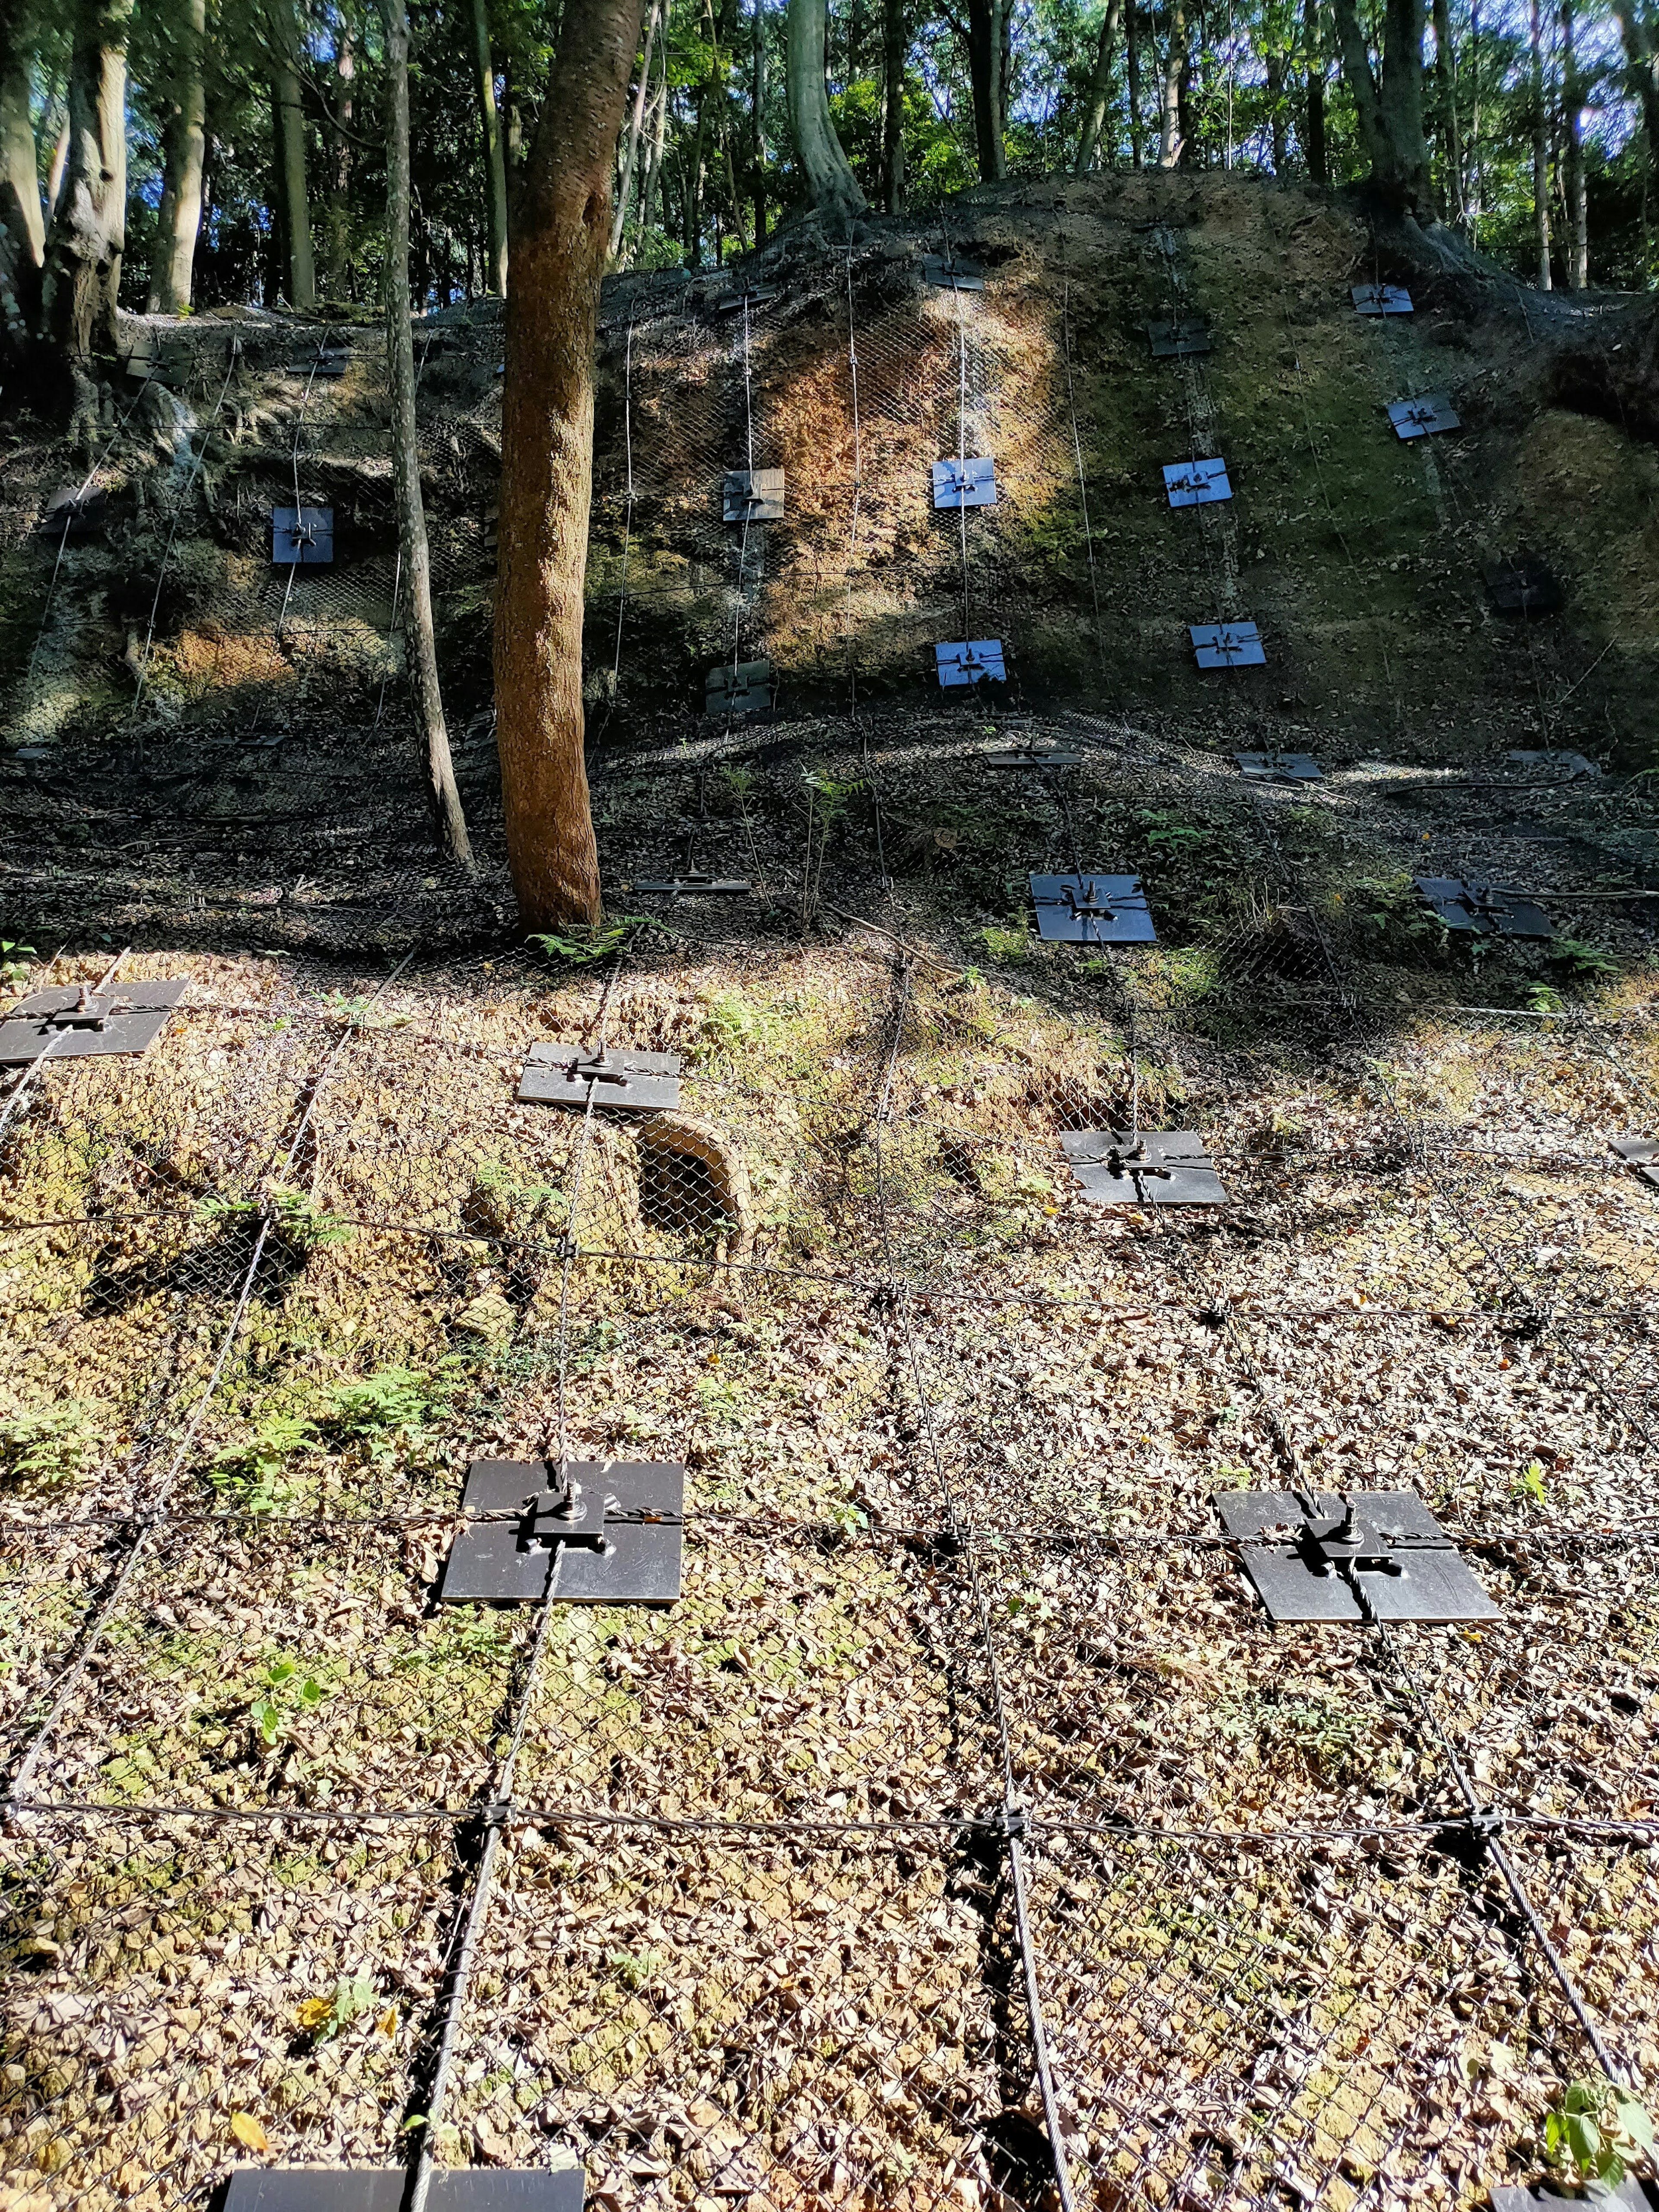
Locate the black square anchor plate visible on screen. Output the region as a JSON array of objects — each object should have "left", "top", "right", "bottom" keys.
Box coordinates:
[
  {"left": 38, "top": 485, "right": 108, "bottom": 541},
  {"left": 1506, "top": 749, "right": 1596, "bottom": 779},
  {"left": 287, "top": 346, "right": 351, "bottom": 378},
  {"left": 1352, "top": 283, "right": 1413, "bottom": 315},
  {"left": 1491, "top": 2179, "right": 1656, "bottom": 2212},
  {"left": 273, "top": 506, "right": 334, "bottom": 564},
  {"left": 933, "top": 456, "right": 997, "bottom": 509},
  {"left": 224, "top": 2164, "right": 586, "bottom": 2209},
  {"left": 440, "top": 1458, "right": 684, "bottom": 1605},
  {"left": 1215, "top": 1489, "right": 1500, "bottom": 1623},
  {"left": 921, "top": 253, "right": 985, "bottom": 289},
  {"left": 937, "top": 640, "right": 1006, "bottom": 686},
  {"left": 1192, "top": 622, "right": 1264, "bottom": 669},
  {"left": 1062, "top": 1128, "right": 1226, "bottom": 1205},
  {"left": 1163, "top": 458, "right": 1232, "bottom": 508},
  {"left": 706, "top": 659, "right": 773, "bottom": 714},
  {"left": 517, "top": 1044, "right": 681, "bottom": 1109},
  {"left": 1611, "top": 1138, "right": 1659, "bottom": 1191},
  {"left": 632, "top": 871, "right": 752, "bottom": 896},
  {"left": 1388, "top": 394, "right": 1460, "bottom": 439},
  {"left": 1414, "top": 876, "right": 1552, "bottom": 940},
  {"left": 1148, "top": 317, "right": 1212, "bottom": 358},
  {"left": 1235, "top": 751, "right": 1320, "bottom": 782},
  {"left": 722, "top": 468, "right": 785, "bottom": 522},
  {"left": 1484, "top": 556, "right": 1564, "bottom": 617},
  {"left": 0, "top": 979, "right": 188, "bottom": 1065},
  {"left": 1030, "top": 873, "right": 1156, "bottom": 944},
  {"left": 986, "top": 742, "right": 1080, "bottom": 769}
]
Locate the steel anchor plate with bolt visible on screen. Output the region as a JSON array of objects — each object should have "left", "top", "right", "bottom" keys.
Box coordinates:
[
  {"left": 920, "top": 253, "right": 985, "bottom": 290},
  {"left": 706, "top": 660, "right": 774, "bottom": 715},
  {"left": 38, "top": 486, "right": 108, "bottom": 541},
  {"left": 1414, "top": 877, "right": 1553, "bottom": 940},
  {"left": 1061, "top": 1128, "right": 1227, "bottom": 1205},
  {"left": 932, "top": 457, "right": 998, "bottom": 509},
  {"left": 1163, "top": 458, "right": 1232, "bottom": 508},
  {"left": 1235, "top": 751, "right": 1321, "bottom": 782},
  {"left": 1192, "top": 622, "right": 1265, "bottom": 669},
  {"left": 632, "top": 871, "right": 753, "bottom": 897},
  {"left": 1388, "top": 394, "right": 1461, "bottom": 439},
  {"left": 272, "top": 506, "right": 334, "bottom": 565},
  {"left": 1352, "top": 283, "right": 1414, "bottom": 314},
  {"left": 0, "top": 979, "right": 188, "bottom": 1065},
  {"left": 286, "top": 346, "right": 351, "bottom": 378},
  {"left": 1147, "top": 317, "right": 1212, "bottom": 357},
  {"left": 985, "top": 743, "right": 1080, "bottom": 769},
  {"left": 1030, "top": 873, "right": 1156, "bottom": 945},
  {"left": 937, "top": 641, "right": 1006, "bottom": 686},
  {"left": 722, "top": 468, "right": 785, "bottom": 522},
  {"left": 516, "top": 1044, "right": 683, "bottom": 1111},
  {"left": 224, "top": 2164, "right": 587, "bottom": 2208},
  {"left": 1214, "top": 1490, "right": 1501, "bottom": 1623},
  {"left": 1611, "top": 1138, "right": 1659, "bottom": 1190},
  {"left": 439, "top": 1458, "right": 685, "bottom": 1605}
]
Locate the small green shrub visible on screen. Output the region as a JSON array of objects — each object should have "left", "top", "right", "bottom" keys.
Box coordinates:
[
  {"left": 210, "top": 1414, "right": 317, "bottom": 1512},
  {"left": 0, "top": 1399, "right": 105, "bottom": 1486},
  {"left": 1547, "top": 2078, "right": 1655, "bottom": 2187},
  {"left": 528, "top": 915, "right": 661, "bottom": 965},
  {"left": 0, "top": 940, "right": 38, "bottom": 990},
  {"left": 248, "top": 1656, "right": 329, "bottom": 1748},
  {"left": 200, "top": 1187, "right": 355, "bottom": 1254}
]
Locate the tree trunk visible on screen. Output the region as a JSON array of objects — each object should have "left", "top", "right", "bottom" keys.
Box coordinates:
[
  {"left": 39, "top": 0, "right": 131, "bottom": 365},
  {"left": 965, "top": 0, "right": 1007, "bottom": 179},
  {"left": 271, "top": 0, "right": 315, "bottom": 310},
  {"left": 787, "top": 0, "right": 867, "bottom": 225},
  {"left": 1530, "top": 0, "right": 1552, "bottom": 286},
  {"left": 1304, "top": 0, "right": 1328, "bottom": 181},
  {"left": 1430, "top": 0, "right": 1464, "bottom": 221},
  {"left": 753, "top": 0, "right": 769, "bottom": 238},
  {"left": 494, "top": 0, "right": 646, "bottom": 928},
  {"left": 1157, "top": 0, "right": 1186, "bottom": 165},
  {"left": 1126, "top": 0, "right": 1143, "bottom": 162},
  {"left": 0, "top": 42, "right": 44, "bottom": 358},
  {"left": 643, "top": 64, "right": 669, "bottom": 233},
  {"left": 608, "top": 0, "right": 661, "bottom": 255},
  {"left": 1560, "top": 0, "right": 1586, "bottom": 286},
  {"left": 1328, "top": 0, "right": 1431, "bottom": 212},
  {"left": 470, "top": 0, "right": 510, "bottom": 293},
  {"left": 1265, "top": 45, "right": 1287, "bottom": 170},
  {"left": 881, "top": 0, "right": 905, "bottom": 208},
  {"left": 147, "top": 0, "right": 206, "bottom": 313},
  {"left": 383, "top": 0, "right": 472, "bottom": 865},
  {"left": 1076, "top": 0, "right": 1124, "bottom": 170},
  {"left": 1614, "top": 2, "right": 1659, "bottom": 172},
  {"left": 324, "top": 25, "right": 354, "bottom": 298}
]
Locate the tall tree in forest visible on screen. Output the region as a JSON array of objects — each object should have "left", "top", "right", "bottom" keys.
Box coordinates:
[
  {"left": 753, "top": 0, "right": 769, "bottom": 237},
  {"left": 384, "top": 0, "right": 472, "bottom": 863},
  {"left": 1126, "top": 0, "right": 1143, "bottom": 163},
  {"left": 881, "top": 0, "right": 905, "bottom": 209},
  {"left": 39, "top": 0, "right": 133, "bottom": 363},
  {"left": 1157, "top": 0, "right": 1188, "bottom": 164},
  {"left": 787, "top": 0, "right": 866, "bottom": 226},
  {"left": 1076, "top": 0, "right": 1125, "bottom": 170},
  {"left": 964, "top": 0, "right": 1007, "bottom": 178},
  {"left": 494, "top": 0, "right": 647, "bottom": 926},
  {"left": 1304, "top": 0, "right": 1328, "bottom": 180},
  {"left": 1328, "top": 0, "right": 1432, "bottom": 213},
  {"left": 1560, "top": 0, "right": 1588, "bottom": 285},
  {"left": 608, "top": 0, "right": 661, "bottom": 254},
  {"left": 471, "top": 0, "right": 510, "bottom": 292},
  {"left": 1430, "top": 0, "right": 1465, "bottom": 222},
  {"left": 323, "top": 19, "right": 355, "bottom": 298},
  {"left": 1, "top": 19, "right": 45, "bottom": 356},
  {"left": 1613, "top": 0, "right": 1659, "bottom": 174},
  {"left": 147, "top": 0, "right": 207, "bottom": 312},
  {"left": 1529, "top": 0, "right": 1552, "bottom": 283},
  {"left": 270, "top": 0, "right": 316, "bottom": 307}
]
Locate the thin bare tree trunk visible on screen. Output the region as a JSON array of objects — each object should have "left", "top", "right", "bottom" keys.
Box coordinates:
[
  {"left": 1530, "top": 0, "right": 1552, "bottom": 286},
  {"left": 1560, "top": 0, "right": 1586, "bottom": 285},
  {"left": 1431, "top": 0, "right": 1464, "bottom": 221},
  {"left": 1303, "top": 0, "right": 1327, "bottom": 178},
  {"left": 643, "top": 61, "right": 669, "bottom": 232},
  {"left": 1077, "top": 0, "right": 1125, "bottom": 169},
  {"left": 965, "top": 0, "right": 1007, "bottom": 178},
  {"left": 1614, "top": 1, "right": 1659, "bottom": 172},
  {"left": 40, "top": 0, "right": 131, "bottom": 364},
  {"left": 881, "top": 0, "right": 905, "bottom": 208},
  {"left": 1126, "top": 0, "right": 1143, "bottom": 162},
  {"left": 1157, "top": 0, "right": 1186, "bottom": 164},
  {"left": 787, "top": 0, "right": 867, "bottom": 225},
  {"left": 609, "top": 0, "right": 661, "bottom": 255},
  {"left": 324, "top": 25, "right": 354, "bottom": 297},
  {"left": 495, "top": 0, "right": 647, "bottom": 927},
  {"left": 384, "top": 0, "right": 472, "bottom": 867},
  {"left": 470, "top": 0, "right": 510, "bottom": 293},
  {"left": 271, "top": 0, "right": 315, "bottom": 310},
  {"left": 148, "top": 0, "right": 206, "bottom": 312}
]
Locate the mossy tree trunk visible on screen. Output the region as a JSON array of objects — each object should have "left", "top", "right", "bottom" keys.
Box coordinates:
[
  {"left": 147, "top": 0, "right": 206, "bottom": 313},
  {"left": 1076, "top": 0, "right": 1125, "bottom": 171},
  {"left": 493, "top": 0, "right": 647, "bottom": 928},
  {"left": 39, "top": 0, "right": 131, "bottom": 366},
  {"left": 271, "top": 0, "right": 315, "bottom": 310},
  {"left": 384, "top": 0, "right": 473, "bottom": 867},
  {"left": 786, "top": 0, "right": 867, "bottom": 224},
  {"left": 1328, "top": 0, "right": 1431, "bottom": 213},
  {"left": 1157, "top": 0, "right": 1186, "bottom": 165},
  {"left": 965, "top": 0, "right": 1007, "bottom": 180}
]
